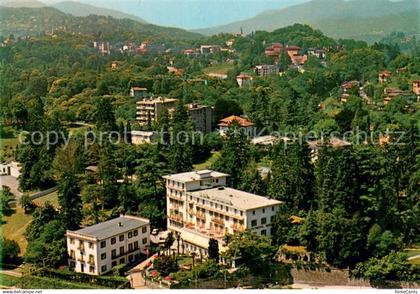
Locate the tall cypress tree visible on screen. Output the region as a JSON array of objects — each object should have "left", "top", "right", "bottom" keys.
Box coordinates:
[
  {"left": 269, "top": 142, "right": 315, "bottom": 211},
  {"left": 58, "top": 170, "right": 82, "bottom": 231},
  {"left": 212, "top": 125, "right": 250, "bottom": 188},
  {"left": 168, "top": 102, "right": 193, "bottom": 173}
]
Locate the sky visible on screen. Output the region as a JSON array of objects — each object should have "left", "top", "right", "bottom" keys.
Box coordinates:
[{"left": 42, "top": 0, "right": 310, "bottom": 29}]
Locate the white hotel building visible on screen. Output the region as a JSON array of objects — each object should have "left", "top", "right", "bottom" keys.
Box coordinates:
[
  {"left": 66, "top": 215, "right": 150, "bottom": 275},
  {"left": 163, "top": 170, "right": 282, "bottom": 256}
]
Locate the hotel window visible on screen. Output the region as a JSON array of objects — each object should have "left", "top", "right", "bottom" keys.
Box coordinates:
[
  {"left": 101, "top": 265, "right": 107, "bottom": 273},
  {"left": 271, "top": 216, "right": 275, "bottom": 223},
  {"left": 142, "top": 238, "right": 148, "bottom": 244},
  {"left": 112, "top": 261, "right": 117, "bottom": 267},
  {"left": 119, "top": 235, "right": 124, "bottom": 242},
  {"left": 134, "top": 241, "right": 139, "bottom": 249},
  {"left": 226, "top": 206, "right": 228, "bottom": 212},
  {"left": 272, "top": 206, "right": 275, "bottom": 212},
  {"left": 88, "top": 242, "right": 94, "bottom": 249},
  {"left": 252, "top": 210, "right": 256, "bottom": 215},
  {"left": 129, "top": 243, "right": 133, "bottom": 251},
  {"left": 129, "top": 255, "right": 134, "bottom": 262},
  {"left": 120, "top": 258, "right": 125, "bottom": 264},
  {"left": 111, "top": 237, "right": 116, "bottom": 245},
  {"left": 70, "top": 238, "right": 74, "bottom": 244},
  {"left": 111, "top": 249, "right": 116, "bottom": 258},
  {"left": 225, "top": 215, "right": 229, "bottom": 221},
  {"left": 261, "top": 217, "right": 267, "bottom": 225},
  {"left": 89, "top": 255, "right": 94, "bottom": 263},
  {"left": 262, "top": 208, "right": 265, "bottom": 213},
  {"left": 251, "top": 220, "right": 257, "bottom": 227},
  {"left": 261, "top": 230, "right": 267, "bottom": 236},
  {"left": 142, "top": 227, "right": 147, "bottom": 233},
  {"left": 101, "top": 253, "right": 106, "bottom": 260},
  {"left": 215, "top": 179, "right": 219, "bottom": 183},
  {"left": 128, "top": 232, "right": 133, "bottom": 239},
  {"left": 133, "top": 229, "right": 138, "bottom": 236},
  {"left": 120, "top": 247, "right": 125, "bottom": 255},
  {"left": 70, "top": 250, "right": 75, "bottom": 259},
  {"left": 100, "top": 241, "right": 106, "bottom": 248},
  {"left": 240, "top": 211, "right": 243, "bottom": 216}
]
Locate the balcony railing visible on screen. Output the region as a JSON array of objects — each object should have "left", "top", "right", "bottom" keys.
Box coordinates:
[
  {"left": 88, "top": 259, "right": 95, "bottom": 265},
  {"left": 196, "top": 211, "right": 206, "bottom": 220},
  {"left": 196, "top": 203, "right": 243, "bottom": 220},
  {"left": 169, "top": 213, "right": 183, "bottom": 223},
  {"left": 231, "top": 223, "right": 245, "bottom": 232},
  {"left": 168, "top": 193, "right": 183, "bottom": 201},
  {"left": 212, "top": 218, "right": 225, "bottom": 226}
]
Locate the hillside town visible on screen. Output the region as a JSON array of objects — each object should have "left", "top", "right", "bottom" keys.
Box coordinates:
[{"left": 0, "top": 0, "right": 419, "bottom": 291}]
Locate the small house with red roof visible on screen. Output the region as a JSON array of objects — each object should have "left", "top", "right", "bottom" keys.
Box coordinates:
[
  {"left": 236, "top": 73, "right": 253, "bottom": 88},
  {"left": 412, "top": 80, "right": 420, "bottom": 96},
  {"left": 218, "top": 115, "right": 254, "bottom": 137},
  {"left": 378, "top": 70, "right": 391, "bottom": 84}
]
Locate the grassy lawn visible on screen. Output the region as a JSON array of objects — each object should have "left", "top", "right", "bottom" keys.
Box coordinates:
[
  {"left": 202, "top": 63, "right": 234, "bottom": 75},
  {"left": 0, "top": 273, "right": 103, "bottom": 289},
  {"left": 177, "top": 255, "right": 193, "bottom": 267},
  {"left": 1, "top": 207, "right": 32, "bottom": 254},
  {"left": 193, "top": 151, "right": 220, "bottom": 170},
  {"left": 33, "top": 191, "right": 59, "bottom": 207},
  {"left": 0, "top": 137, "right": 19, "bottom": 161},
  {"left": 410, "top": 257, "right": 420, "bottom": 265},
  {"left": 0, "top": 273, "right": 20, "bottom": 287},
  {"left": 403, "top": 248, "right": 420, "bottom": 258},
  {"left": 1, "top": 191, "right": 59, "bottom": 255}
]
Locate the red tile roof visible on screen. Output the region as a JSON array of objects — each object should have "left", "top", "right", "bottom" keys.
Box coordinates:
[{"left": 218, "top": 115, "right": 254, "bottom": 127}]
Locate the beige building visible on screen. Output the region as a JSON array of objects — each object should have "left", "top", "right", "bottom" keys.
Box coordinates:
[
  {"left": 236, "top": 73, "right": 253, "bottom": 88},
  {"left": 136, "top": 97, "right": 178, "bottom": 126},
  {"left": 254, "top": 64, "right": 278, "bottom": 76},
  {"left": 186, "top": 103, "right": 213, "bottom": 133},
  {"left": 130, "top": 87, "right": 148, "bottom": 98},
  {"left": 163, "top": 170, "right": 282, "bottom": 257},
  {"left": 131, "top": 131, "right": 158, "bottom": 145},
  {"left": 66, "top": 215, "right": 150, "bottom": 275}
]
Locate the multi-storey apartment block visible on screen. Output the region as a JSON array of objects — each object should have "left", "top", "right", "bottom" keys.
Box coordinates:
[
  {"left": 186, "top": 103, "right": 213, "bottom": 133},
  {"left": 136, "top": 97, "right": 178, "bottom": 126},
  {"left": 66, "top": 215, "right": 150, "bottom": 275},
  {"left": 163, "top": 170, "right": 282, "bottom": 257}
]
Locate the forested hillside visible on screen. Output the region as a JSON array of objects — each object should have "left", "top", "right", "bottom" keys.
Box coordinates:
[{"left": 0, "top": 6, "right": 201, "bottom": 42}]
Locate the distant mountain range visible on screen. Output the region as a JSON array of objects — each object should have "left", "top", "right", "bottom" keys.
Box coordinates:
[
  {"left": 195, "top": 0, "right": 420, "bottom": 43},
  {"left": 50, "top": 1, "right": 147, "bottom": 23},
  {"left": 1, "top": 0, "right": 418, "bottom": 43},
  {"left": 0, "top": 0, "right": 147, "bottom": 23}
]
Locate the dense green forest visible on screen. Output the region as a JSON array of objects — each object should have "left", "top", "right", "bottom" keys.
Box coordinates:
[{"left": 0, "top": 9, "right": 419, "bottom": 286}]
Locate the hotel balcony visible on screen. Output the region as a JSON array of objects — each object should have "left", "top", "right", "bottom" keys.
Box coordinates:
[
  {"left": 231, "top": 223, "right": 245, "bottom": 232},
  {"left": 170, "top": 203, "right": 182, "bottom": 210},
  {"left": 211, "top": 217, "right": 225, "bottom": 226},
  {"left": 169, "top": 213, "right": 184, "bottom": 223},
  {"left": 166, "top": 184, "right": 185, "bottom": 191},
  {"left": 196, "top": 203, "right": 244, "bottom": 220},
  {"left": 77, "top": 257, "right": 85, "bottom": 262},
  {"left": 187, "top": 208, "right": 195, "bottom": 215},
  {"left": 88, "top": 259, "right": 95, "bottom": 265},
  {"left": 168, "top": 193, "right": 183, "bottom": 201},
  {"left": 196, "top": 211, "right": 206, "bottom": 220}
]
